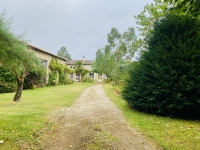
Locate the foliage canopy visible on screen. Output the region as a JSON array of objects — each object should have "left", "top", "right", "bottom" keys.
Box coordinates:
[{"left": 123, "top": 14, "right": 200, "bottom": 118}]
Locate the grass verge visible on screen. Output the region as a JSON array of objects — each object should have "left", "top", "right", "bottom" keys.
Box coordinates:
[
  {"left": 0, "top": 82, "right": 94, "bottom": 149},
  {"left": 103, "top": 83, "right": 200, "bottom": 150}
]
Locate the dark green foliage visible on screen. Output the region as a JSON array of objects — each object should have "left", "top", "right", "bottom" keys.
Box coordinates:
[
  {"left": 122, "top": 14, "right": 200, "bottom": 119},
  {"left": 0, "top": 67, "right": 15, "bottom": 83},
  {"left": 23, "top": 70, "right": 45, "bottom": 89},
  {"left": 0, "top": 67, "right": 16, "bottom": 93},
  {"left": 0, "top": 82, "right": 16, "bottom": 93},
  {"left": 59, "top": 73, "right": 66, "bottom": 85},
  {"left": 47, "top": 72, "right": 57, "bottom": 86},
  {"left": 165, "top": 0, "right": 200, "bottom": 17}
]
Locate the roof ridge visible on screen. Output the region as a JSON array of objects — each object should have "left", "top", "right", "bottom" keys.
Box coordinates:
[{"left": 28, "top": 43, "right": 67, "bottom": 61}]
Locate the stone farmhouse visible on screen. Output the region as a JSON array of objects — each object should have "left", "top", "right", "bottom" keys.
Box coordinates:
[
  {"left": 28, "top": 44, "right": 106, "bottom": 83},
  {"left": 28, "top": 44, "right": 67, "bottom": 83},
  {"left": 66, "top": 57, "right": 107, "bottom": 81}
]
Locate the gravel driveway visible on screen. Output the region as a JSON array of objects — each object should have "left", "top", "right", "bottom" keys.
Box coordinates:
[{"left": 41, "top": 84, "right": 158, "bottom": 150}]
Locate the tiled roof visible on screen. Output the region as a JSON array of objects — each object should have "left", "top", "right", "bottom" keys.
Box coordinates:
[
  {"left": 66, "top": 60, "right": 93, "bottom": 65},
  {"left": 28, "top": 44, "right": 67, "bottom": 61}
]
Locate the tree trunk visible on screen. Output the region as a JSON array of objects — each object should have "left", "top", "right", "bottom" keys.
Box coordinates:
[
  {"left": 79, "top": 74, "right": 81, "bottom": 82},
  {"left": 13, "top": 78, "right": 24, "bottom": 101}
]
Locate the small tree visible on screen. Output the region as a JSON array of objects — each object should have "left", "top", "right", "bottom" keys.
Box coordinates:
[
  {"left": 122, "top": 13, "right": 200, "bottom": 119},
  {"left": 9, "top": 45, "right": 40, "bottom": 101},
  {"left": 74, "top": 61, "right": 84, "bottom": 82},
  {"left": 0, "top": 11, "right": 40, "bottom": 101}
]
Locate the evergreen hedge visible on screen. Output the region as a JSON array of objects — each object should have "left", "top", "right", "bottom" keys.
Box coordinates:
[
  {"left": 122, "top": 14, "right": 200, "bottom": 119},
  {"left": 0, "top": 67, "right": 16, "bottom": 93}
]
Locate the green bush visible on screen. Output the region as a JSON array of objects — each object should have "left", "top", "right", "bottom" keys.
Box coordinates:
[
  {"left": 122, "top": 14, "right": 200, "bottom": 119},
  {"left": 103, "top": 78, "right": 112, "bottom": 83},
  {"left": 24, "top": 71, "right": 44, "bottom": 89},
  {"left": 47, "top": 72, "right": 57, "bottom": 86},
  {"left": 0, "top": 82, "right": 16, "bottom": 93},
  {"left": 65, "top": 77, "right": 74, "bottom": 84},
  {"left": 0, "top": 67, "right": 16, "bottom": 93},
  {"left": 58, "top": 74, "right": 66, "bottom": 85},
  {"left": 82, "top": 76, "right": 94, "bottom": 82}
]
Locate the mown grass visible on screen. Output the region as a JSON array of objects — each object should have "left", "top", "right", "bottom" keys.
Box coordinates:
[
  {"left": 0, "top": 82, "right": 94, "bottom": 150},
  {"left": 103, "top": 83, "right": 200, "bottom": 150}
]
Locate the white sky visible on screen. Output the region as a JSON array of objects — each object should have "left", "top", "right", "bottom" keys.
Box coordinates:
[{"left": 0, "top": 0, "right": 154, "bottom": 60}]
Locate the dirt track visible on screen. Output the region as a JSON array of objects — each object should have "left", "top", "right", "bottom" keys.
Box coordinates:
[{"left": 41, "top": 84, "right": 158, "bottom": 150}]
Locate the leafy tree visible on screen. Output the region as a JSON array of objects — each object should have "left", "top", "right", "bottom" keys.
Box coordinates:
[
  {"left": 0, "top": 11, "right": 40, "bottom": 101},
  {"left": 57, "top": 46, "right": 72, "bottom": 60},
  {"left": 135, "top": 0, "right": 199, "bottom": 53},
  {"left": 9, "top": 46, "right": 39, "bottom": 101},
  {"left": 123, "top": 13, "right": 200, "bottom": 119},
  {"left": 94, "top": 27, "right": 137, "bottom": 85},
  {"left": 107, "top": 28, "right": 121, "bottom": 48},
  {"left": 93, "top": 46, "right": 115, "bottom": 79},
  {"left": 134, "top": 0, "right": 169, "bottom": 51},
  {"left": 74, "top": 61, "right": 84, "bottom": 82},
  {"left": 165, "top": 0, "right": 200, "bottom": 17}
]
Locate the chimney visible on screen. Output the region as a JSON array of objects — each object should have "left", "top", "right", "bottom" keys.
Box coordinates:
[{"left": 83, "top": 56, "right": 85, "bottom": 62}]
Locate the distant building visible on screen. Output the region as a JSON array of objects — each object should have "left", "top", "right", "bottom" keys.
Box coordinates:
[
  {"left": 66, "top": 56, "right": 106, "bottom": 81},
  {"left": 28, "top": 44, "right": 106, "bottom": 83}
]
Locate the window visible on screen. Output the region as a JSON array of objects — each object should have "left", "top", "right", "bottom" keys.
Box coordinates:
[
  {"left": 40, "top": 59, "right": 48, "bottom": 68},
  {"left": 100, "top": 74, "right": 102, "bottom": 79},
  {"left": 89, "top": 73, "right": 94, "bottom": 78},
  {"left": 70, "top": 66, "right": 73, "bottom": 69},
  {"left": 76, "top": 74, "right": 79, "bottom": 80},
  {"left": 70, "top": 73, "right": 73, "bottom": 78}
]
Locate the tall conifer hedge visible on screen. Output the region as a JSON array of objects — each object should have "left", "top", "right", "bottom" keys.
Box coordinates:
[{"left": 122, "top": 14, "right": 200, "bottom": 118}]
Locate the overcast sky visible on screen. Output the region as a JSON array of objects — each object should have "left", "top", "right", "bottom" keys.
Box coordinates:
[{"left": 1, "top": 0, "right": 154, "bottom": 60}]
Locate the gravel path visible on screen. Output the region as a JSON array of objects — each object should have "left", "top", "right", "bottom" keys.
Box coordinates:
[{"left": 41, "top": 84, "right": 157, "bottom": 150}]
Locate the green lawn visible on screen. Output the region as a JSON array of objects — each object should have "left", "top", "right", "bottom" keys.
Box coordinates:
[
  {"left": 103, "top": 83, "right": 200, "bottom": 150},
  {"left": 0, "top": 82, "right": 94, "bottom": 150}
]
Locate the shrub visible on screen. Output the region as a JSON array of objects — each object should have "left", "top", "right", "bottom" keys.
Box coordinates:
[
  {"left": 103, "top": 78, "right": 112, "bottom": 83},
  {"left": 82, "top": 76, "right": 94, "bottom": 82},
  {"left": 59, "top": 74, "right": 66, "bottom": 85},
  {"left": 122, "top": 14, "right": 200, "bottom": 119},
  {"left": 47, "top": 72, "right": 57, "bottom": 86},
  {"left": 0, "top": 82, "right": 16, "bottom": 93},
  {"left": 65, "top": 78, "right": 74, "bottom": 84},
  {"left": 24, "top": 70, "right": 45, "bottom": 89},
  {"left": 0, "top": 67, "right": 16, "bottom": 93}
]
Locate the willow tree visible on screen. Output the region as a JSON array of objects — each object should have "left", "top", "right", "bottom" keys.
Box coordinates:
[{"left": 0, "top": 11, "right": 40, "bottom": 101}]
